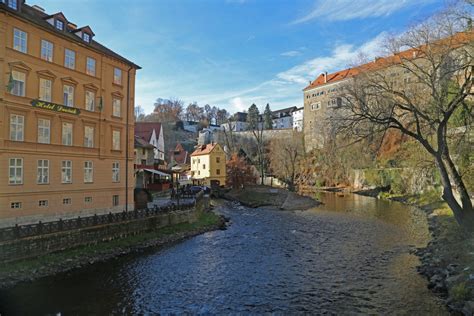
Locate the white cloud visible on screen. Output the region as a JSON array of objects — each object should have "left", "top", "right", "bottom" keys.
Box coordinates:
[
  {"left": 281, "top": 50, "right": 302, "bottom": 57},
  {"left": 292, "top": 0, "right": 433, "bottom": 24},
  {"left": 136, "top": 34, "right": 387, "bottom": 114}
]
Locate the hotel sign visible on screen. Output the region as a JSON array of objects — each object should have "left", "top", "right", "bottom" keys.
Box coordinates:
[{"left": 31, "top": 100, "right": 80, "bottom": 115}]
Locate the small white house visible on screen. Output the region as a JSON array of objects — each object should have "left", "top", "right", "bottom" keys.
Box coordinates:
[{"left": 292, "top": 107, "right": 304, "bottom": 131}]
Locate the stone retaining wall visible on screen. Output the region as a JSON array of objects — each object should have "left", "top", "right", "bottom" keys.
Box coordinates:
[{"left": 0, "top": 196, "right": 209, "bottom": 263}]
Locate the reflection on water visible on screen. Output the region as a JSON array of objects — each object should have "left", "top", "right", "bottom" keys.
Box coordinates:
[{"left": 0, "top": 193, "right": 446, "bottom": 314}]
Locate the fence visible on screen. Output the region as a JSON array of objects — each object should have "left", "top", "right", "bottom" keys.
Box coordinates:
[{"left": 0, "top": 195, "right": 203, "bottom": 243}]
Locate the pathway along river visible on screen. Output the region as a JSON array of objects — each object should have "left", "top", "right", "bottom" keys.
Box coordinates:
[{"left": 0, "top": 193, "right": 447, "bottom": 314}]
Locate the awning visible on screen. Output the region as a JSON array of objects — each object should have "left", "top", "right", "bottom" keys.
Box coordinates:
[{"left": 142, "top": 169, "right": 171, "bottom": 178}]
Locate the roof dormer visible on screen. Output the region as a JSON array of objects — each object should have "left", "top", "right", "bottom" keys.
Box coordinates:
[
  {"left": 72, "top": 26, "right": 95, "bottom": 44},
  {"left": 44, "top": 12, "right": 68, "bottom": 31}
]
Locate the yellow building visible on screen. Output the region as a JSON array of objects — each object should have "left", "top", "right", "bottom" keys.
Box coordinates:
[
  {"left": 0, "top": 1, "right": 140, "bottom": 226},
  {"left": 190, "top": 143, "right": 226, "bottom": 186}
]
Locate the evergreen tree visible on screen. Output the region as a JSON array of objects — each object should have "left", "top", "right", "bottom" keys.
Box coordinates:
[
  {"left": 246, "top": 103, "right": 259, "bottom": 130},
  {"left": 263, "top": 103, "right": 273, "bottom": 130}
]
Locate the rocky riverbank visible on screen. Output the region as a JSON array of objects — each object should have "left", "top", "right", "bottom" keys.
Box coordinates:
[
  {"left": 353, "top": 189, "right": 474, "bottom": 315},
  {"left": 0, "top": 211, "right": 226, "bottom": 290},
  {"left": 224, "top": 185, "right": 322, "bottom": 210}
]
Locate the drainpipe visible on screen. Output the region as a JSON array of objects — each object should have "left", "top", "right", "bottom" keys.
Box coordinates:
[{"left": 126, "top": 66, "right": 133, "bottom": 212}]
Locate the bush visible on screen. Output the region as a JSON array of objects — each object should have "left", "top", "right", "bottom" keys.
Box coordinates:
[{"left": 451, "top": 282, "right": 471, "bottom": 302}]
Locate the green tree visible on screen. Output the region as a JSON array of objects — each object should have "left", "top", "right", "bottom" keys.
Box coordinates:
[
  {"left": 246, "top": 103, "right": 259, "bottom": 130},
  {"left": 263, "top": 103, "right": 273, "bottom": 130}
]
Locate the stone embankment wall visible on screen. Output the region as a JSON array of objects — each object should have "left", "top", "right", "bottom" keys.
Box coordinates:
[{"left": 0, "top": 196, "right": 210, "bottom": 263}]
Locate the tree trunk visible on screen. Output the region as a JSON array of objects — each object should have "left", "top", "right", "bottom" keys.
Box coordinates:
[{"left": 435, "top": 155, "right": 474, "bottom": 231}]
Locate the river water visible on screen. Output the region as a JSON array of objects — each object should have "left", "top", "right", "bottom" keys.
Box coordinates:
[{"left": 0, "top": 193, "right": 447, "bottom": 315}]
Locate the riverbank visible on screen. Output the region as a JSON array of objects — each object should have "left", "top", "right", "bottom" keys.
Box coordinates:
[
  {"left": 224, "top": 185, "right": 321, "bottom": 210},
  {"left": 0, "top": 211, "right": 225, "bottom": 290},
  {"left": 354, "top": 189, "right": 474, "bottom": 315}
]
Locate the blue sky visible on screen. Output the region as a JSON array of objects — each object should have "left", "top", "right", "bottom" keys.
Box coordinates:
[{"left": 36, "top": 0, "right": 444, "bottom": 114}]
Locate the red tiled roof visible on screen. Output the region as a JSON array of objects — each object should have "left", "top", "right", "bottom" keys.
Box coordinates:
[
  {"left": 303, "top": 31, "right": 473, "bottom": 91},
  {"left": 191, "top": 143, "right": 219, "bottom": 156},
  {"left": 171, "top": 143, "right": 189, "bottom": 164},
  {"left": 135, "top": 122, "right": 162, "bottom": 142}
]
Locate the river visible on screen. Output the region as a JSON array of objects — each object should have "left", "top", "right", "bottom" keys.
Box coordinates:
[{"left": 0, "top": 193, "right": 447, "bottom": 314}]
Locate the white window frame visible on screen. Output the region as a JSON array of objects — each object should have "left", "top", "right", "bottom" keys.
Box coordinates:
[
  {"left": 7, "top": 0, "right": 18, "bottom": 10},
  {"left": 112, "top": 162, "right": 120, "bottom": 182},
  {"left": 84, "top": 126, "right": 94, "bottom": 148},
  {"left": 86, "top": 57, "right": 96, "bottom": 76},
  {"left": 61, "top": 160, "right": 72, "bottom": 184},
  {"left": 112, "top": 98, "right": 121, "bottom": 117},
  {"left": 40, "top": 40, "right": 53, "bottom": 62},
  {"left": 62, "top": 122, "right": 73, "bottom": 146},
  {"left": 85, "top": 90, "right": 95, "bottom": 111},
  {"left": 63, "top": 198, "right": 72, "bottom": 205},
  {"left": 11, "top": 70, "right": 26, "bottom": 97},
  {"left": 112, "top": 130, "right": 121, "bottom": 150},
  {"left": 83, "top": 33, "right": 90, "bottom": 43},
  {"left": 113, "top": 68, "right": 122, "bottom": 85},
  {"left": 84, "top": 161, "right": 93, "bottom": 183},
  {"left": 55, "top": 19, "right": 64, "bottom": 30},
  {"left": 85, "top": 196, "right": 93, "bottom": 203},
  {"left": 11, "top": 202, "right": 22, "bottom": 209},
  {"left": 9, "top": 158, "right": 23, "bottom": 185},
  {"left": 39, "top": 200, "right": 48, "bottom": 207},
  {"left": 64, "top": 49, "right": 75, "bottom": 69},
  {"left": 63, "top": 85, "right": 74, "bottom": 107},
  {"left": 39, "top": 78, "right": 52, "bottom": 102},
  {"left": 38, "top": 118, "right": 51, "bottom": 144},
  {"left": 112, "top": 195, "right": 119, "bottom": 207},
  {"left": 13, "top": 28, "right": 27, "bottom": 53},
  {"left": 10, "top": 114, "right": 24, "bottom": 141},
  {"left": 37, "top": 159, "right": 49, "bottom": 184}
]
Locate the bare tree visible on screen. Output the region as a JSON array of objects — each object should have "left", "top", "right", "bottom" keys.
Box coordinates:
[
  {"left": 268, "top": 131, "right": 304, "bottom": 190},
  {"left": 337, "top": 6, "right": 474, "bottom": 229},
  {"left": 150, "top": 98, "right": 184, "bottom": 122}
]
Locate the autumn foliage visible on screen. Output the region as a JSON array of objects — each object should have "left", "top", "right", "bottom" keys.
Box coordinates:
[{"left": 226, "top": 154, "right": 257, "bottom": 189}]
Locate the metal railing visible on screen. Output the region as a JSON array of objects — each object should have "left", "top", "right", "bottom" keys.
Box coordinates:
[{"left": 0, "top": 198, "right": 200, "bottom": 242}]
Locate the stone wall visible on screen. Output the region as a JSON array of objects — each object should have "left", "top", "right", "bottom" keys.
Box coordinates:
[{"left": 0, "top": 197, "right": 209, "bottom": 263}]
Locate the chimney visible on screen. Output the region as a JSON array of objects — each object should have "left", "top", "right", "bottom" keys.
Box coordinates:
[
  {"left": 322, "top": 72, "right": 327, "bottom": 83},
  {"left": 32, "top": 5, "right": 45, "bottom": 12}
]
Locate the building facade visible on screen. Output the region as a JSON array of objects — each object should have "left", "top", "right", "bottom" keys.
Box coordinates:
[
  {"left": 291, "top": 107, "right": 304, "bottom": 131},
  {"left": 0, "top": 1, "right": 140, "bottom": 226},
  {"left": 271, "top": 106, "right": 296, "bottom": 129},
  {"left": 135, "top": 122, "right": 165, "bottom": 163},
  {"left": 190, "top": 143, "right": 226, "bottom": 186}
]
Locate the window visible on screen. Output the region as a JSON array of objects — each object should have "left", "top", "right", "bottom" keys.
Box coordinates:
[
  {"left": 7, "top": 0, "right": 17, "bottom": 10},
  {"left": 10, "top": 114, "right": 24, "bottom": 141},
  {"left": 216, "top": 169, "right": 220, "bottom": 175},
  {"left": 202, "top": 164, "right": 206, "bottom": 169},
  {"left": 11, "top": 70, "right": 26, "bottom": 97},
  {"left": 63, "top": 85, "right": 74, "bottom": 106},
  {"left": 112, "top": 130, "right": 121, "bottom": 150},
  {"left": 39, "top": 200, "right": 48, "bottom": 207},
  {"left": 61, "top": 160, "right": 72, "bottom": 183},
  {"left": 64, "top": 49, "right": 75, "bottom": 69},
  {"left": 85, "top": 90, "right": 95, "bottom": 111},
  {"left": 84, "top": 161, "right": 93, "bottom": 183},
  {"left": 9, "top": 158, "right": 23, "bottom": 184},
  {"left": 113, "top": 68, "right": 122, "bottom": 84},
  {"left": 84, "top": 126, "right": 94, "bottom": 148},
  {"left": 112, "top": 98, "right": 121, "bottom": 117},
  {"left": 83, "top": 33, "right": 90, "bottom": 43},
  {"left": 112, "top": 162, "right": 120, "bottom": 182},
  {"left": 112, "top": 195, "right": 119, "bottom": 206},
  {"left": 37, "top": 159, "right": 49, "bottom": 184},
  {"left": 216, "top": 157, "right": 220, "bottom": 163},
  {"left": 10, "top": 202, "right": 21, "bottom": 209},
  {"left": 38, "top": 119, "right": 51, "bottom": 144},
  {"left": 40, "top": 40, "right": 53, "bottom": 62},
  {"left": 86, "top": 57, "right": 96, "bottom": 76},
  {"left": 62, "top": 122, "right": 73, "bottom": 146},
  {"left": 55, "top": 19, "right": 64, "bottom": 30},
  {"left": 311, "top": 102, "right": 321, "bottom": 111},
  {"left": 13, "top": 28, "right": 27, "bottom": 53},
  {"left": 85, "top": 197, "right": 92, "bottom": 203},
  {"left": 63, "top": 198, "right": 71, "bottom": 205},
  {"left": 39, "top": 78, "right": 52, "bottom": 102}
]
